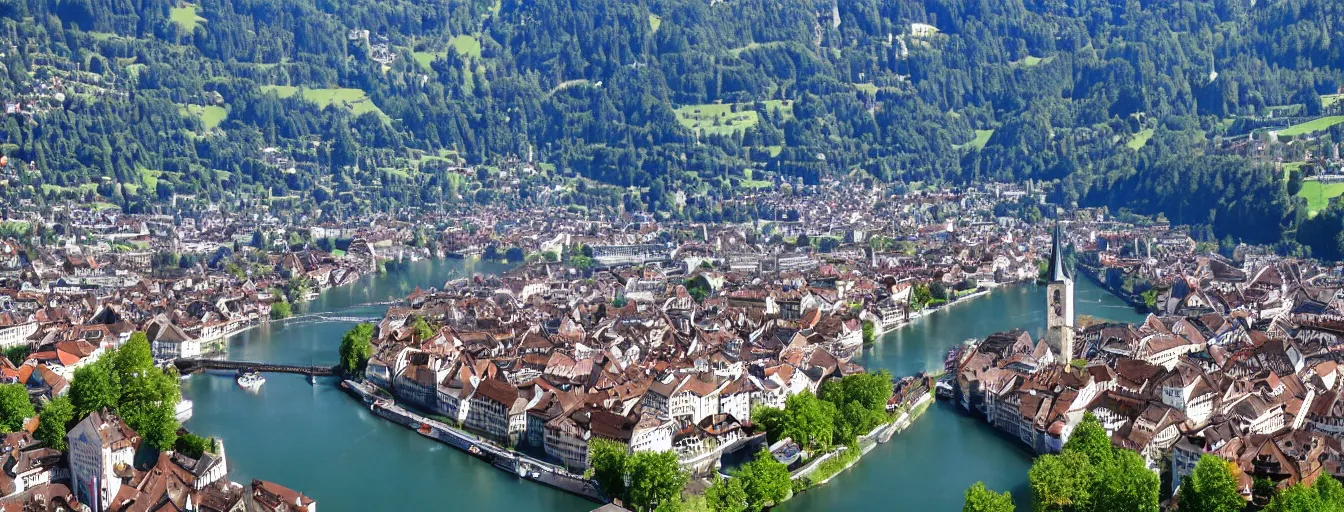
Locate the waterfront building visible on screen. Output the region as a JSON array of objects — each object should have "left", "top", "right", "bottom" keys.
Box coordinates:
[
  {"left": 466, "top": 377, "right": 519, "bottom": 442},
  {"left": 544, "top": 412, "right": 591, "bottom": 470},
  {"left": 629, "top": 413, "right": 674, "bottom": 453},
  {"left": 251, "top": 479, "right": 317, "bottom": 512},
  {"left": 67, "top": 409, "right": 139, "bottom": 510},
  {"left": 146, "top": 314, "right": 202, "bottom": 360}
]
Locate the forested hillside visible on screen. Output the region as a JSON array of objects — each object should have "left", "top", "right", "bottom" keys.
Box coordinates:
[{"left": 0, "top": 0, "right": 1341, "bottom": 251}]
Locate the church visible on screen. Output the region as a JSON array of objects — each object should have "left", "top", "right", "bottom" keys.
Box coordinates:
[{"left": 1046, "top": 224, "right": 1076, "bottom": 363}]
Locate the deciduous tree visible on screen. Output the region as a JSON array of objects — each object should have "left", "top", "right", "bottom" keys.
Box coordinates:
[
  {"left": 736, "top": 450, "right": 791, "bottom": 511},
  {"left": 34, "top": 396, "right": 74, "bottom": 451},
  {"left": 964, "top": 482, "right": 1015, "bottom": 512},
  {"left": 1179, "top": 455, "right": 1245, "bottom": 512},
  {"left": 0, "top": 383, "right": 34, "bottom": 432},
  {"left": 625, "top": 451, "right": 688, "bottom": 512},
  {"left": 339, "top": 323, "right": 375, "bottom": 376}
]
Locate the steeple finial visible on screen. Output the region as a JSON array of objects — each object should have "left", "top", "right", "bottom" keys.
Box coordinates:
[{"left": 1047, "top": 223, "right": 1070, "bottom": 282}]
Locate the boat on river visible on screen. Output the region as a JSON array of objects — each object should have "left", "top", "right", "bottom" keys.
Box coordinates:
[{"left": 236, "top": 369, "right": 265, "bottom": 390}]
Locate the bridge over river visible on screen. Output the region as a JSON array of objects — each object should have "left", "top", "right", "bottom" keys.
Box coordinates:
[{"left": 174, "top": 357, "right": 337, "bottom": 376}]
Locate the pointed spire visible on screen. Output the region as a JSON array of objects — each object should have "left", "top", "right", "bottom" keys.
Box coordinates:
[{"left": 1047, "top": 223, "right": 1070, "bottom": 282}]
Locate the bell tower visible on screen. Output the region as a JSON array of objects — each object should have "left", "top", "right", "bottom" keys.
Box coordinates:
[{"left": 1045, "top": 224, "right": 1075, "bottom": 362}]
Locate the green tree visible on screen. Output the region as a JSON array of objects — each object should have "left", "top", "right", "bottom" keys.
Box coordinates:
[
  {"left": 570, "top": 254, "right": 593, "bottom": 270},
  {"left": 1029, "top": 450, "right": 1095, "bottom": 512},
  {"left": 737, "top": 450, "right": 791, "bottom": 511},
  {"left": 34, "top": 396, "right": 74, "bottom": 451},
  {"left": 1265, "top": 483, "right": 1320, "bottom": 512},
  {"left": 1179, "top": 455, "right": 1245, "bottom": 512},
  {"left": 964, "top": 482, "right": 1015, "bottom": 512},
  {"left": 705, "top": 474, "right": 747, "bottom": 512},
  {"left": 128, "top": 397, "right": 178, "bottom": 451},
  {"left": 175, "top": 432, "right": 216, "bottom": 458},
  {"left": 70, "top": 357, "right": 119, "bottom": 418},
  {"left": 0, "top": 383, "right": 35, "bottom": 432},
  {"left": 1062, "top": 413, "right": 1112, "bottom": 467},
  {"left": 756, "top": 392, "right": 836, "bottom": 451},
  {"left": 269, "top": 300, "right": 292, "bottom": 319},
  {"left": 3, "top": 345, "right": 30, "bottom": 365},
  {"left": 113, "top": 332, "right": 154, "bottom": 379},
  {"left": 625, "top": 451, "right": 688, "bottom": 512},
  {"left": 686, "top": 275, "right": 712, "bottom": 302},
  {"left": 410, "top": 316, "right": 434, "bottom": 341},
  {"left": 1316, "top": 476, "right": 1344, "bottom": 506},
  {"left": 862, "top": 320, "right": 876, "bottom": 346},
  {"left": 589, "top": 438, "right": 628, "bottom": 500},
  {"left": 911, "top": 284, "right": 933, "bottom": 310},
  {"left": 338, "top": 323, "right": 375, "bottom": 376},
  {"left": 1094, "top": 450, "right": 1159, "bottom": 512}
]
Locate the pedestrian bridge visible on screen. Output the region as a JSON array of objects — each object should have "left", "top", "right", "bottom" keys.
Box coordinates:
[{"left": 174, "top": 358, "right": 337, "bottom": 376}]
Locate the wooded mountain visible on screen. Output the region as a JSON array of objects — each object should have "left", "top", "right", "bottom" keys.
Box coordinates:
[{"left": 0, "top": 0, "right": 1340, "bottom": 251}]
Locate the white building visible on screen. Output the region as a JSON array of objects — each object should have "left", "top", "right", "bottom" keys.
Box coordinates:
[
  {"left": 146, "top": 315, "right": 202, "bottom": 360},
  {"left": 0, "top": 319, "right": 36, "bottom": 349},
  {"left": 67, "top": 409, "right": 139, "bottom": 510}
]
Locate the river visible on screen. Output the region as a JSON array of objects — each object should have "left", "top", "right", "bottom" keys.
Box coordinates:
[
  {"left": 779, "top": 278, "right": 1145, "bottom": 511},
  {"left": 182, "top": 258, "right": 1142, "bottom": 511}
]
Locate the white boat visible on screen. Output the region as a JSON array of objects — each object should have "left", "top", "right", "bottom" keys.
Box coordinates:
[
  {"left": 175, "top": 399, "right": 194, "bottom": 422},
  {"left": 236, "top": 370, "right": 266, "bottom": 390}
]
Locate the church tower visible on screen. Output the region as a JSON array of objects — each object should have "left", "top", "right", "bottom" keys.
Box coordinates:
[{"left": 1045, "top": 224, "right": 1075, "bottom": 362}]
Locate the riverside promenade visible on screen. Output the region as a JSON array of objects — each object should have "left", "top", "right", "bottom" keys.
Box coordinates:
[{"left": 343, "top": 379, "right": 606, "bottom": 503}]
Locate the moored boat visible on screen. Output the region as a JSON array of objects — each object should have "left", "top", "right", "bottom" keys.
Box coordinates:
[{"left": 236, "top": 369, "right": 266, "bottom": 390}]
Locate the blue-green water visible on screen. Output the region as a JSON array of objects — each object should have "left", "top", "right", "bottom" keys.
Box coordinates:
[
  {"left": 182, "top": 258, "right": 593, "bottom": 512},
  {"left": 780, "top": 279, "right": 1144, "bottom": 511},
  {"left": 183, "top": 259, "right": 1141, "bottom": 511}
]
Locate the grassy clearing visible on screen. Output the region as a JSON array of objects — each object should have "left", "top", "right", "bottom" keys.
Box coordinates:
[
  {"left": 40, "top": 183, "right": 99, "bottom": 195},
  {"left": 170, "top": 3, "right": 206, "bottom": 32},
  {"left": 449, "top": 35, "right": 482, "bottom": 58},
  {"left": 1323, "top": 94, "right": 1342, "bottom": 109},
  {"left": 413, "top": 35, "right": 481, "bottom": 68},
  {"left": 1277, "top": 116, "right": 1344, "bottom": 137},
  {"left": 649, "top": 14, "right": 662, "bottom": 32},
  {"left": 1283, "top": 161, "right": 1304, "bottom": 181},
  {"left": 1010, "top": 55, "right": 1053, "bottom": 67},
  {"left": 765, "top": 145, "right": 783, "bottom": 157},
  {"left": 180, "top": 104, "right": 227, "bottom": 130},
  {"left": 956, "top": 129, "right": 994, "bottom": 150},
  {"left": 262, "top": 86, "right": 388, "bottom": 122},
  {"left": 675, "top": 100, "right": 793, "bottom": 136},
  {"left": 418, "top": 148, "right": 462, "bottom": 167},
  {"left": 1299, "top": 180, "right": 1344, "bottom": 215},
  {"left": 412, "top": 51, "right": 441, "bottom": 68},
  {"left": 728, "top": 41, "right": 790, "bottom": 57},
  {"left": 1127, "top": 128, "right": 1154, "bottom": 150}
]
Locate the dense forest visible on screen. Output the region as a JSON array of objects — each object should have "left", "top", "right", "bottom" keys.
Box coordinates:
[{"left": 0, "top": 0, "right": 1341, "bottom": 252}]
